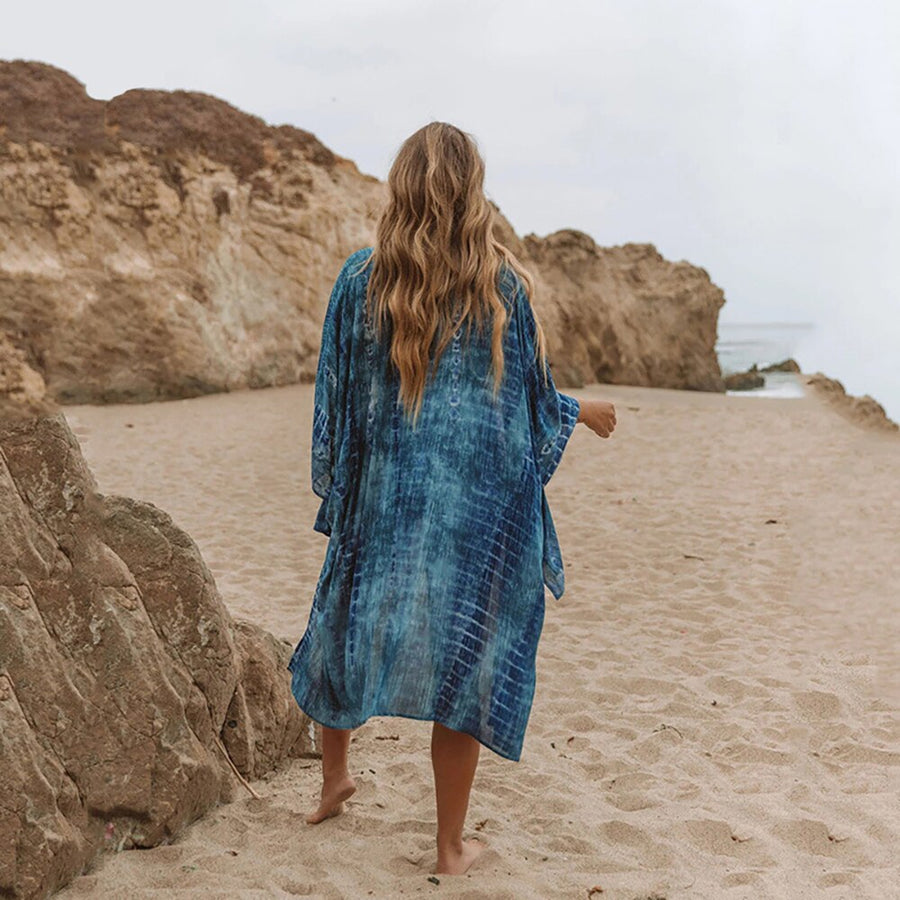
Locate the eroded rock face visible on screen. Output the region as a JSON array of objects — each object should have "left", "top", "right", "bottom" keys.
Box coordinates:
[
  {"left": 499, "top": 225, "right": 726, "bottom": 391},
  {"left": 0, "top": 61, "right": 725, "bottom": 402},
  {"left": 0, "top": 62, "right": 385, "bottom": 404},
  {"left": 0, "top": 408, "right": 317, "bottom": 900},
  {"left": 804, "top": 372, "right": 899, "bottom": 433},
  {"left": 0, "top": 332, "right": 52, "bottom": 418}
]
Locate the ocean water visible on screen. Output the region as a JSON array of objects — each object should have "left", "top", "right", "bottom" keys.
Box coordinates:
[
  {"left": 716, "top": 322, "right": 813, "bottom": 399},
  {"left": 716, "top": 321, "right": 900, "bottom": 424}
]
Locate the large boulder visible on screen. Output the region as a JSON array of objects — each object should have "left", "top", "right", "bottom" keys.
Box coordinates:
[
  {"left": 0, "top": 61, "right": 725, "bottom": 402},
  {"left": 0, "top": 331, "right": 51, "bottom": 418},
  {"left": 0, "top": 355, "right": 317, "bottom": 899}
]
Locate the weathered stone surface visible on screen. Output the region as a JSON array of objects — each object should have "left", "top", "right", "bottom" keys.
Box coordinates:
[
  {"left": 724, "top": 364, "right": 766, "bottom": 391},
  {"left": 0, "top": 409, "right": 317, "bottom": 899},
  {"left": 804, "top": 372, "right": 899, "bottom": 433},
  {"left": 222, "top": 621, "right": 319, "bottom": 780},
  {"left": 762, "top": 357, "right": 801, "bottom": 373},
  {"left": 0, "top": 62, "right": 384, "bottom": 405},
  {"left": 1, "top": 61, "right": 725, "bottom": 402},
  {"left": 499, "top": 225, "right": 726, "bottom": 391},
  {"left": 0, "top": 332, "right": 53, "bottom": 418}
]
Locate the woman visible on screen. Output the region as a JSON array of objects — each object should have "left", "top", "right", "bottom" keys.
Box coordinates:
[{"left": 287, "top": 122, "right": 617, "bottom": 876}]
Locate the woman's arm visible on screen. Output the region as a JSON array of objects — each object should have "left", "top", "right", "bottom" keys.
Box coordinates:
[{"left": 575, "top": 397, "right": 617, "bottom": 437}]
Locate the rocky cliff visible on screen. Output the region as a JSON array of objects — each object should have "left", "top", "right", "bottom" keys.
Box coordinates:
[
  {"left": 0, "top": 349, "right": 318, "bottom": 899},
  {"left": 0, "top": 61, "right": 726, "bottom": 403},
  {"left": 498, "top": 221, "right": 725, "bottom": 391}
]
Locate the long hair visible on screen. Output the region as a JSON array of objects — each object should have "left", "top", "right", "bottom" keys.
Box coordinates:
[{"left": 354, "top": 121, "right": 550, "bottom": 427}]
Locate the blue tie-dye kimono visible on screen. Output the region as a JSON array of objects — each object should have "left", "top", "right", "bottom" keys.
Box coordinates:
[{"left": 287, "top": 247, "right": 580, "bottom": 761}]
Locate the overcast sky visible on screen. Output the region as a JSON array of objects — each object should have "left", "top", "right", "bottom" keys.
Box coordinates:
[{"left": 4, "top": 0, "right": 899, "bottom": 417}]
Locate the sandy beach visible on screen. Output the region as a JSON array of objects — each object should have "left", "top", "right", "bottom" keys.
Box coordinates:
[{"left": 53, "top": 377, "right": 899, "bottom": 899}]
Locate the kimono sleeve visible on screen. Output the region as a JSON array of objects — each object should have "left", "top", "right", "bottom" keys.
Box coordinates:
[
  {"left": 311, "top": 258, "right": 354, "bottom": 535},
  {"left": 514, "top": 279, "right": 581, "bottom": 486}
]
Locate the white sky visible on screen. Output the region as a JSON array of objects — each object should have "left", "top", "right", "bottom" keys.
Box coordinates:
[{"left": 3, "top": 0, "right": 899, "bottom": 417}]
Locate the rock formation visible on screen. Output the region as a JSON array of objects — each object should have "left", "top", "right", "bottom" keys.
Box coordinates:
[
  {"left": 509, "top": 227, "right": 725, "bottom": 391},
  {"left": 724, "top": 364, "right": 766, "bottom": 391},
  {"left": 0, "top": 60, "right": 726, "bottom": 403},
  {"left": 762, "top": 358, "right": 801, "bottom": 373},
  {"left": 803, "top": 372, "right": 899, "bottom": 433},
  {"left": 0, "top": 345, "right": 318, "bottom": 899},
  {"left": 0, "top": 332, "right": 51, "bottom": 418}
]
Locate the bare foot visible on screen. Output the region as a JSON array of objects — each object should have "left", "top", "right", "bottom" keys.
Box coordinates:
[
  {"left": 435, "top": 837, "right": 486, "bottom": 875},
  {"left": 305, "top": 773, "right": 357, "bottom": 824}
]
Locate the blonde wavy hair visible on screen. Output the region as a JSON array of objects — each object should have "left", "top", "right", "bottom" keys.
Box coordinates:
[{"left": 355, "top": 121, "right": 550, "bottom": 426}]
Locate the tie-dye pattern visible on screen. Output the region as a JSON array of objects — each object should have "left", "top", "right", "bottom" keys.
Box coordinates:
[{"left": 287, "top": 247, "right": 580, "bottom": 761}]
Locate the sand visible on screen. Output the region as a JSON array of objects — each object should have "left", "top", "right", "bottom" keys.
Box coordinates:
[{"left": 54, "top": 377, "right": 899, "bottom": 899}]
